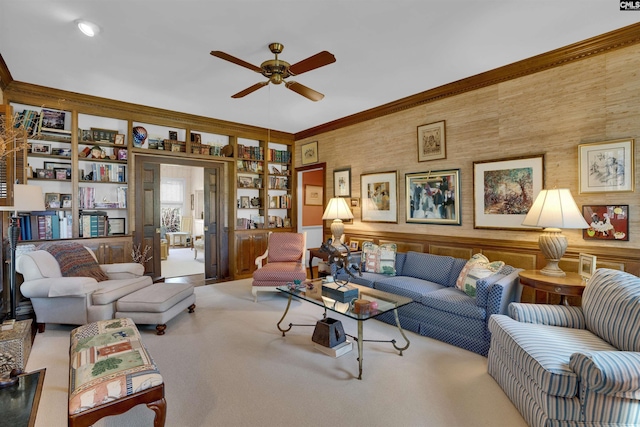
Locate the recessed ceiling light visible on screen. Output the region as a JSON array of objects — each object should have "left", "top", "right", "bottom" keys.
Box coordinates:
[{"left": 75, "top": 20, "right": 100, "bottom": 37}]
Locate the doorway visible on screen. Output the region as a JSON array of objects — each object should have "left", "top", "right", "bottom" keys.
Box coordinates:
[
  {"left": 297, "top": 162, "right": 326, "bottom": 273},
  {"left": 134, "top": 155, "right": 229, "bottom": 283}
]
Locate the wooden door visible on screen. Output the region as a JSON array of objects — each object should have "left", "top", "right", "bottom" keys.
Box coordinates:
[{"left": 135, "top": 161, "right": 161, "bottom": 279}]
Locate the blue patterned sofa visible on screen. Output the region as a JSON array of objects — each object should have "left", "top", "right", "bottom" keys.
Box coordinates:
[
  {"left": 488, "top": 268, "right": 640, "bottom": 427},
  {"left": 336, "top": 251, "right": 522, "bottom": 356}
]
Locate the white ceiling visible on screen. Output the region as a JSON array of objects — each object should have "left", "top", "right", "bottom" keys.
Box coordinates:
[{"left": 1, "top": 1, "right": 638, "bottom": 134}]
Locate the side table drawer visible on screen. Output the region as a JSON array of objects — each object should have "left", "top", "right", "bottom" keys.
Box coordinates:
[{"left": 0, "top": 319, "right": 32, "bottom": 373}]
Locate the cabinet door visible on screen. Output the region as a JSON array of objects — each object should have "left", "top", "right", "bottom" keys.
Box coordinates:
[{"left": 235, "top": 233, "right": 256, "bottom": 276}]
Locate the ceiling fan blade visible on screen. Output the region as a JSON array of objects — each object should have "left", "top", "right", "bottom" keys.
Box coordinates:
[
  {"left": 210, "top": 51, "right": 262, "bottom": 73},
  {"left": 231, "top": 81, "right": 269, "bottom": 98},
  {"left": 285, "top": 81, "right": 324, "bottom": 101},
  {"left": 288, "top": 51, "right": 336, "bottom": 76}
]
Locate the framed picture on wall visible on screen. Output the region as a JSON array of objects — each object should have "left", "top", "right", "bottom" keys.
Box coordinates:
[
  {"left": 333, "top": 167, "right": 351, "bottom": 197},
  {"left": 417, "top": 120, "right": 446, "bottom": 162},
  {"left": 406, "top": 169, "right": 460, "bottom": 225},
  {"left": 304, "top": 185, "right": 323, "bottom": 205},
  {"left": 301, "top": 141, "right": 318, "bottom": 165},
  {"left": 473, "top": 154, "right": 544, "bottom": 229},
  {"left": 578, "top": 139, "right": 634, "bottom": 194},
  {"left": 582, "top": 205, "right": 628, "bottom": 241},
  {"left": 360, "top": 170, "right": 398, "bottom": 223}
]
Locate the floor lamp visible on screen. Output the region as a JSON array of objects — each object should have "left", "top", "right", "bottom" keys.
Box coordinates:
[
  {"left": 322, "top": 197, "right": 354, "bottom": 249},
  {"left": 0, "top": 184, "right": 44, "bottom": 319},
  {"left": 521, "top": 188, "right": 588, "bottom": 277}
]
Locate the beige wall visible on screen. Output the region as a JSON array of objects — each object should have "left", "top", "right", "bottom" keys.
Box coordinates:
[{"left": 296, "top": 43, "right": 640, "bottom": 250}]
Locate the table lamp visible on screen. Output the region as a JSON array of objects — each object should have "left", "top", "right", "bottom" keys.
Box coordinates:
[
  {"left": 521, "top": 188, "right": 588, "bottom": 277},
  {"left": 322, "top": 197, "right": 354, "bottom": 249},
  {"left": 0, "top": 184, "right": 45, "bottom": 319}
]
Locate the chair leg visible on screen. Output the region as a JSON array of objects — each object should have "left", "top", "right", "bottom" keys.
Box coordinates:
[{"left": 252, "top": 287, "right": 258, "bottom": 303}]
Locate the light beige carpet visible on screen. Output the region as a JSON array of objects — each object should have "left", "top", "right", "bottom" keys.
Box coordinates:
[
  {"left": 26, "top": 279, "right": 526, "bottom": 427},
  {"left": 161, "top": 246, "right": 204, "bottom": 278}
]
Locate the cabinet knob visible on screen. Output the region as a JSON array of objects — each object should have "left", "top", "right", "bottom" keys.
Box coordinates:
[
  {"left": 155, "top": 228, "right": 161, "bottom": 234},
  {"left": 204, "top": 226, "right": 209, "bottom": 231}
]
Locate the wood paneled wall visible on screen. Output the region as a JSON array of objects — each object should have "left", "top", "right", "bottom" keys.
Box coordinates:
[{"left": 299, "top": 42, "right": 640, "bottom": 267}]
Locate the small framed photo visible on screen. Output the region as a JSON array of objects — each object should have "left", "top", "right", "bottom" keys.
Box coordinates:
[
  {"left": 361, "top": 170, "right": 398, "bottom": 223},
  {"left": 43, "top": 169, "right": 55, "bottom": 179},
  {"left": 301, "top": 141, "right": 318, "bottom": 165},
  {"left": 578, "top": 253, "right": 597, "bottom": 280},
  {"left": 582, "top": 205, "right": 629, "bottom": 240},
  {"left": 406, "top": 169, "right": 461, "bottom": 225},
  {"left": 240, "top": 196, "right": 250, "bottom": 209},
  {"left": 116, "top": 148, "right": 128, "bottom": 160},
  {"left": 114, "top": 134, "right": 125, "bottom": 145},
  {"left": 44, "top": 193, "right": 60, "bottom": 208},
  {"left": 191, "top": 133, "right": 202, "bottom": 144},
  {"left": 36, "top": 169, "right": 46, "bottom": 179},
  {"left": 333, "top": 167, "right": 351, "bottom": 197},
  {"left": 417, "top": 120, "right": 446, "bottom": 162},
  {"left": 304, "top": 185, "right": 323, "bottom": 206},
  {"left": 238, "top": 176, "right": 253, "bottom": 188},
  {"left": 55, "top": 169, "right": 67, "bottom": 180},
  {"left": 80, "top": 129, "right": 93, "bottom": 142},
  {"left": 31, "top": 143, "right": 51, "bottom": 154},
  {"left": 349, "top": 241, "right": 359, "bottom": 250},
  {"left": 578, "top": 138, "right": 634, "bottom": 193},
  {"left": 91, "top": 128, "right": 118, "bottom": 143},
  {"left": 350, "top": 198, "right": 360, "bottom": 207},
  {"left": 60, "top": 194, "right": 72, "bottom": 208},
  {"left": 169, "top": 130, "right": 178, "bottom": 140},
  {"left": 109, "top": 218, "right": 126, "bottom": 235}
]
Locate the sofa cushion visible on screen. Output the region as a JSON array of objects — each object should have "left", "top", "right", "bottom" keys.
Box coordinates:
[
  {"left": 252, "top": 262, "right": 307, "bottom": 287},
  {"left": 17, "top": 250, "right": 62, "bottom": 279},
  {"left": 582, "top": 268, "right": 640, "bottom": 352},
  {"left": 489, "top": 314, "right": 616, "bottom": 398},
  {"left": 361, "top": 242, "right": 397, "bottom": 275},
  {"left": 39, "top": 241, "right": 109, "bottom": 282},
  {"left": 401, "top": 252, "right": 454, "bottom": 285},
  {"left": 456, "top": 253, "right": 504, "bottom": 297},
  {"left": 421, "top": 287, "right": 486, "bottom": 320},
  {"left": 373, "top": 276, "right": 443, "bottom": 301},
  {"left": 267, "top": 233, "right": 304, "bottom": 262}
]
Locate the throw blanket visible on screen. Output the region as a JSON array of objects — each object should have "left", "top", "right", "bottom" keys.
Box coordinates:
[{"left": 39, "top": 241, "right": 109, "bottom": 282}]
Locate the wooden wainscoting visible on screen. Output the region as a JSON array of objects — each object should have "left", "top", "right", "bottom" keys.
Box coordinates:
[{"left": 340, "top": 230, "right": 640, "bottom": 305}]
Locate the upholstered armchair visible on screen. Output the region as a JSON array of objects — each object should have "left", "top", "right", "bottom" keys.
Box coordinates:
[
  {"left": 252, "top": 232, "right": 307, "bottom": 302},
  {"left": 488, "top": 268, "right": 640, "bottom": 427},
  {"left": 17, "top": 242, "right": 153, "bottom": 332}
]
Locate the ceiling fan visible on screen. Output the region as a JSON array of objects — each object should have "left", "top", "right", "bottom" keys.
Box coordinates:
[{"left": 210, "top": 43, "right": 336, "bottom": 101}]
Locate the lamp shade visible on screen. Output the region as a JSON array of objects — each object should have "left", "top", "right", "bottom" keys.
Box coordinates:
[
  {"left": 322, "top": 197, "right": 354, "bottom": 220},
  {"left": 0, "top": 184, "right": 45, "bottom": 214},
  {"left": 521, "top": 189, "right": 588, "bottom": 229}
]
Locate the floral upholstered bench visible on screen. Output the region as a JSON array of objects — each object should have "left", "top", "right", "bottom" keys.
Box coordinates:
[{"left": 68, "top": 318, "right": 166, "bottom": 427}]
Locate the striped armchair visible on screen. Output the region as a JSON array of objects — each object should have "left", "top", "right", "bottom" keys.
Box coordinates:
[
  {"left": 487, "top": 268, "right": 640, "bottom": 427},
  {"left": 251, "top": 232, "right": 307, "bottom": 302}
]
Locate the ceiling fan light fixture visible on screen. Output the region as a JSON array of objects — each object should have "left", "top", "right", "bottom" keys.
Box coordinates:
[{"left": 75, "top": 20, "right": 100, "bottom": 37}]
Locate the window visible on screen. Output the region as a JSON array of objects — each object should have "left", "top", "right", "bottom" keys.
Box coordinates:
[{"left": 161, "top": 178, "right": 185, "bottom": 232}]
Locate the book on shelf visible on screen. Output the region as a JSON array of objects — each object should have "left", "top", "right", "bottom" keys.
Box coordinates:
[{"left": 17, "top": 211, "right": 72, "bottom": 241}]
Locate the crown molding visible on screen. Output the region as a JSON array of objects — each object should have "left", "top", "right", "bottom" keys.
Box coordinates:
[{"left": 295, "top": 22, "right": 640, "bottom": 141}]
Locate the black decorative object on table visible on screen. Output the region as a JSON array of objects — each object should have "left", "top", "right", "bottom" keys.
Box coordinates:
[{"left": 319, "top": 239, "right": 362, "bottom": 285}]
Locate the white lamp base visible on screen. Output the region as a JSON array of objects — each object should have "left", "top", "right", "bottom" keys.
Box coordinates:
[
  {"left": 538, "top": 228, "right": 567, "bottom": 277},
  {"left": 330, "top": 219, "right": 345, "bottom": 248}
]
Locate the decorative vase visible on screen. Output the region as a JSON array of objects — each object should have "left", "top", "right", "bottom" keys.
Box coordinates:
[{"left": 132, "top": 126, "right": 148, "bottom": 147}]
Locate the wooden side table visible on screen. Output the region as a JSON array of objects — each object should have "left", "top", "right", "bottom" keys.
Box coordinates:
[{"left": 518, "top": 270, "right": 585, "bottom": 306}]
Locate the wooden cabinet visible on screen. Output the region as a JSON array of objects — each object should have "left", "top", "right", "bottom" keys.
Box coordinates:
[
  {"left": 82, "top": 237, "right": 133, "bottom": 264},
  {"left": 234, "top": 231, "right": 268, "bottom": 277}
]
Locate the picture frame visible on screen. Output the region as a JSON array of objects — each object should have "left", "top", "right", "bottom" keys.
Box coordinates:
[
  {"left": 80, "top": 129, "right": 93, "bottom": 142},
  {"left": 40, "top": 108, "right": 69, "bottom": 134},
  {"left": 417, "top": 120, "right": 446, "bottom": 162},
  {"left": 191, "top": 133, "right": 202, "bottom": 144},
  {"left": 473, "top": 154, "right": 544, "bottom": 230},
  {"left": 582, "top": 205, "right": 629, "bottom": 241},
  {"left": 169, "top": 130, "right": 178, "bottom": 140},
  {"left": 333, "top": 167, "right": 351, "bottom": 197},
  {"left": 301, "top": 141, "right": 318, "bottom": 165},
  {"left": 54, "top": 169, "right": 67, "bottom": 180},
  {"left": 361, "top": 170, "right": 398, "bottom": 223},
  {"left": 91, "top": 127, "right": 118, "bottom": 144},
  {"left": 578, "top": 138, "right": 635, "bottom": 194},
  {"left": 349, "top": 241, "right": 359, "bottom": 250},
  {"left": 350, "top": 198, "right": 360, "bottom": 207},
  {"left": 44, "top": 161, "right": 71, "bottom": 170},
  {"left": 31, "top": 143, "right": 51, "bottom": 154},
  {"left": 60, "top": 194, "right": 72, "bottom": 208},
  {"left": 43, "top": 169, "right": 55, "bottom": 179},
  {"left": 578, "top": 253, "right": 597, "bottom": 280},
  {"left": 238, "top": 176, "right": 253, "bottom": 188},
  {"left": 240, "top": 196, "right": 250, "bottom": 209},
  {"left": 44, "top": 193, "right": 60, "bottom": 208},
  {"left": 114, "top": 134, "right": 125, "bottom": 145},
  {"left": 108, "top": 218, "right": 126, "bottom": 236},
  {"left": 51, "top": 147, "right": 71, "bottom": 157},
  {"left": 116, "top": 148, "right": 128, "bottom": 160},
  {"left": 406, "top": 169, "right": 461, "bottom": 225},
  {"left": 35, "top": 169, "right": 46, "bottom": 179},
  {"left": 304, "top": 185, "right": 323, "bottom": 206}
]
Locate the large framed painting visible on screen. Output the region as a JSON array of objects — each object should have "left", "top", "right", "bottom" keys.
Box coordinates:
[
  {"left": 473, "top": 155, "right": 544, "bottom": 229},
  {"left": 406, "top": 169, "right": 460, "bottom": 225},
  {"left": 361, "top": 171, "right": 398, "bottom": 223},
  {"left": 578, "top": 139, "right": 634, "bottom": 194}
]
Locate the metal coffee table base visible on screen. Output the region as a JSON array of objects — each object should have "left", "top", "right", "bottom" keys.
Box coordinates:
[{"left": 276, "top": 293, "right": 410, "bottom": 380}]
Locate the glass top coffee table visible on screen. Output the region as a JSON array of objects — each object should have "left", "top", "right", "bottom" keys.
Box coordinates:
[{"left": 276, "top": 280, "right": 412, "bottom": 380}]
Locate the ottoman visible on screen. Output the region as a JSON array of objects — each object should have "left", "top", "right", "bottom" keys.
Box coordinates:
[{"left": 115, "top": 283, "right": 196, "bottom": 335}]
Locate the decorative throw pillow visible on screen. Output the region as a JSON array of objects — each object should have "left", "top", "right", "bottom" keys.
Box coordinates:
[
  {"left": 39, "top": 241, "right": 109, "bottom": 282},
  {"left": 360, "top": 242, "right": 397, "bottom": 275},
  {"left": 456, "top": 253, "right": 504, "bottom": 297}
]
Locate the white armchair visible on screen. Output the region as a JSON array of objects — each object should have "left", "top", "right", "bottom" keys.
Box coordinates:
[{"left": 17, "top": 246, "right": 153, "bottom": 332}]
